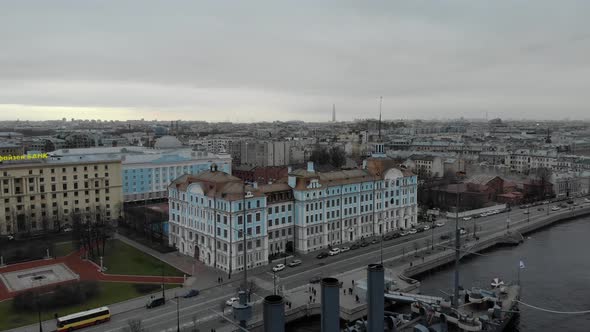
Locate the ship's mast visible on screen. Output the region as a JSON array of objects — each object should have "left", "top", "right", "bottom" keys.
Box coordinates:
[{"left": 453, "top": 186, "right": 460, "bottom": 308}]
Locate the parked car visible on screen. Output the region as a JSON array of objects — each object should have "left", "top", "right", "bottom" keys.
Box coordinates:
[
  {"left": 360, "top": 241, "right": 369, "bottom": 247},
  {"left": 408, "top": 229, "right": 418, "bottom": 235},
  {"left": 328, "top": 248, "right": 340, "bottom": 256},
  {"left": 463, "top": 217, "right": 472, "bottom": 221},
  {"left": 423, "top": 225, "right": 430, "bottom": 231},
  {"left": 392, "top": 232, "right": 401, "bottom": 238},
  {"left": 146, "top": 295, "right": 165, "bottom": 309},
  {"left": 272, "top": 263, "right": 286, "bottom": 272},
  {"left": 416, "top": 227, "right": 425, "bottom": 233},
  {"left": 523, "top": 210, "right": 530, "bottom": 214},
  {"left": 62, "top": 227, "right": 73, "bottom": 233},
  {"left": 340, "top": 246, "right": 350, "bottom": 253},
  {"left": 400, "top": 231, "right": 409, "bottom": 237},
  {"left": 552, "top": 206, "right": 561, "bottom": 211},
  {"left": 316, "top": 252, "right": 329, "bottom": 259},
  {"left": 287, "top": 259, "right": 302, "bottom": 267},
  {"left": 309, "top": 276, "right": 322, "bottom": 284},
  {"left": 435, "top": 222, "right": 445, "bottom": 227},
  {"left": 350, "top": 243, "right": 360, "bottom": 250},
  {"left": 183, "top": 289, "right": 200, "bottom": 298},
  {"left": 370, "top": 238, "right": 379, "bottom": 244},
  {"left": 459, "top": 228, "right": 467, "bottom": 235},
  {"left": 226, "top": 297, "right": 239, "bottom": 306},
  {"left": 383, "top": 234, "right": 393, "bottom": 241},
  {"left": 440, "top": 234, "right": 451, "bottom": 240},
  {"left": 584, "top": 198, "right": 590, "bottom": 203},
  {"left": 567, "top": 200, "right": 574, "bottom": 204},
  {"left": 537, "top": 207, "right": 544, "bottom": 211}
]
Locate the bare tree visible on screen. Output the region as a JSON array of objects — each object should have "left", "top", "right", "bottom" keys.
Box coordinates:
[{"left": 124, "top": 319, "right": 145, "bottom": 332}]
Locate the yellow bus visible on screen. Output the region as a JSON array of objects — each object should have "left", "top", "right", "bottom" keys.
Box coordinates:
[{"left": 56, "top": 306, "right": 111, "bottom": 331}]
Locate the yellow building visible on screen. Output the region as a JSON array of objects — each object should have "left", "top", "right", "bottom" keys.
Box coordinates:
[{"left": 0, "top": 157, "right": 123, "bottom": 235}]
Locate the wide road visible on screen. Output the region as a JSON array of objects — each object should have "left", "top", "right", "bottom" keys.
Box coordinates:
[{"left": 9, "top": 198, "right": 589, "bottom": 332}]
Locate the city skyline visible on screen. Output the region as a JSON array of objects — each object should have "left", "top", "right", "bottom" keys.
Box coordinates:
[{"left": 2, "top": 1, "right": 590, "bottom": 122}]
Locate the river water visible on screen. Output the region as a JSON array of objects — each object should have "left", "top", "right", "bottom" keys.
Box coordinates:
[{"left": 417, "top": 215, "right": 590, "bottom": 332}]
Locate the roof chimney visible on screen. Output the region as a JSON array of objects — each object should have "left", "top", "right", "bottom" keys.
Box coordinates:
[
  {"left": 307, "top": 161, "right": 314, "bottom": 172},
  {"left": 367, "top": 264, "right": 384, "bottom": 332},
  {"left": 263, "top": 295, "right": 285, "bottom": 332}
]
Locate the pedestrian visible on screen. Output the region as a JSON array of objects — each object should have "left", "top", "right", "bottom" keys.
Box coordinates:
[
  {"left": 309, "top": 295, "right": 312, "bottom": 303},
  {"left": 221, "top": 277, "right": 223, "bottom": 283},
  {"left": 352, "top": 279, "right": 355, "bottom": 286},
  {"left": 355, "top": 295, "right": 359, "bottom": 303},
  {"left": 422, "top": 256, "right": 425, "bottom": 262},
  {"left": 343, "top": 289, "right": 345, "bottom": 295},
  {"left": 289, "top": 302, "right": 292, "bottom": 309},
  {"left": 410, "top": 262, "right": 413, "bottom": 267}
]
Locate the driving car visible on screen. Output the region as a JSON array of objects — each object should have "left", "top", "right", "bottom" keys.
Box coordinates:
[
  {"left": 340, "top": 246, "right": 350, "bottom": 252},
  {"left": 183, "top": 289, "right": 200, "bottom": 298},
  {"left": 316, "top": 252, "right": 329, "bottom": 259},
  {"left": 440, "top": 234, "right": 451, "bottom": 240},
  {"left": 328, "top": 248, "right": 340, "bottom": 256},
  {"left": 226, "top": 297, "right": 239, "bottom": 306},
  {"left": 287, "top": 259, "right": 302, "bottom": 267},
  {"left": 146, "top": 295, "right": 165, "bottom": 309},
  {"left": 272, "top": 263, "right": 286, "bottom": 272}
]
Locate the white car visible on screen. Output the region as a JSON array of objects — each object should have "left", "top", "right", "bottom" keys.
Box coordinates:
[
  {"left": 272, "top": 263, "right": 285, "bottom": 272},
  {"left": 400, "top": 231, "right": 409, "bottom": 236},
  {"left": 584, "top": 198, "right": 590, "bottom": 203},
  {"left": 328, "top": 248, "right": 340, "bottom": 256},
  {"left": 480, "top": 213, "right": 488, "bottom": 217},
  {"left": 423, "top": 225, "right": 430, "bottom": 231},
  {"left": 226, "top": 297, "right": 239, "bottom": 306},
  {"left": 435, "top": 222, "right": 445, "bottom": 227},
  {"left": 340, "top": 247, "right": 350, "bottom": 253},
  {"left": 408, "top": 229, "right": 418, "bottom": 235},
  {"left": 463, "top": 217, "right": 472, "bottom": 221},
  {"left": 459, "top": 228, "right": 467, "bottom": 235},
  {"left": 551, "top": 206, "right": 560, "bottom": 211}
]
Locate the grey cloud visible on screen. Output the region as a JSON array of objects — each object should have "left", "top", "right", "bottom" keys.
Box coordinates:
[{"left": 0, "top": 0, "right": 589, "bottom": 121}]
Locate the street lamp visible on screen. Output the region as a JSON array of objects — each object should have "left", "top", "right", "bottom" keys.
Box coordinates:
[{"left": 175, "top": 293, "right": 180, "bottom": 332}]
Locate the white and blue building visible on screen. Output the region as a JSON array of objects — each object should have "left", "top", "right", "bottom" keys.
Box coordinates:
[
  {"left": 50, "top": 147, "right": 231, "bottom": 202},
  {"left": 168, "top": 156, "right": 418, "bottom": 272}
]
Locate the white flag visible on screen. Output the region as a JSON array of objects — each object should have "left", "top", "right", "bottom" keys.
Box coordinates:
[{"left": 519, "top": 260, "right": 525, "bottom": 269}]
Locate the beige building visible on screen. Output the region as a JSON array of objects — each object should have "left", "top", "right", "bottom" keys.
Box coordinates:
[{"left": 0, "top": 157, "right": 123, "bottom": 235}]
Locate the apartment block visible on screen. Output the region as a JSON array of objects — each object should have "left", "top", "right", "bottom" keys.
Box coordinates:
[{"left": 0, "top": 157, "right": 123, "bottom": 235}]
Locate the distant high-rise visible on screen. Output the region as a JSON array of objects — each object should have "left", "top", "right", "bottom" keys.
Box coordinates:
[{"left": 332, "top": 104, "right": 336, "bottom": 122}]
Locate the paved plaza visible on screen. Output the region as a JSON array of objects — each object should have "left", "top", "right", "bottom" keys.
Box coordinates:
[{"left": 0, "top": 263, "right": 79, "bottom": 292}]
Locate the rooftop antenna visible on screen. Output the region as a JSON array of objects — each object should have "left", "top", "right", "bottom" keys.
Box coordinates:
[{"left": 378, "top": 96, "right": 383, "bottom": 140}]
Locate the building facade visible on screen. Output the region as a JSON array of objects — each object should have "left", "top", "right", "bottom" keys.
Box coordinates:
[
  {"left": 0, "top": 157, "right": 123, "bottom": 236},
  {"left": 167, "top": 160, "right": 418, "bottom": 271},
  {"left": 50, "top": 147, "right": 232, "bottom": 202}
]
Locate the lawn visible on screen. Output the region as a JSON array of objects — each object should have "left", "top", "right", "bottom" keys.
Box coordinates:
[
  {"left": 53, "top": 241, "right": 76, "bottom": 257},
  {"left": 99, "top": 239, "right": 184, "bottom": 277},
  {"left": 0, "top": 282, "right": 177, "bottom": 330}
]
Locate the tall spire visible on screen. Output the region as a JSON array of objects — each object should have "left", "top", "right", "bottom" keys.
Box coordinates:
[{"left": 332, "top": 104, "right": 336, "bottom": 122}]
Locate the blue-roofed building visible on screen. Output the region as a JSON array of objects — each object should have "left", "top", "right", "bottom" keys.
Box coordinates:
[{"left": 50, "top": 147, "right": 231, "bottom": 202}]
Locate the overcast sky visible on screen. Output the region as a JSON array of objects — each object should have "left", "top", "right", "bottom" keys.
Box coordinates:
[{"left": 1, "top": 1, "right": 589, "bottom": 122}]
